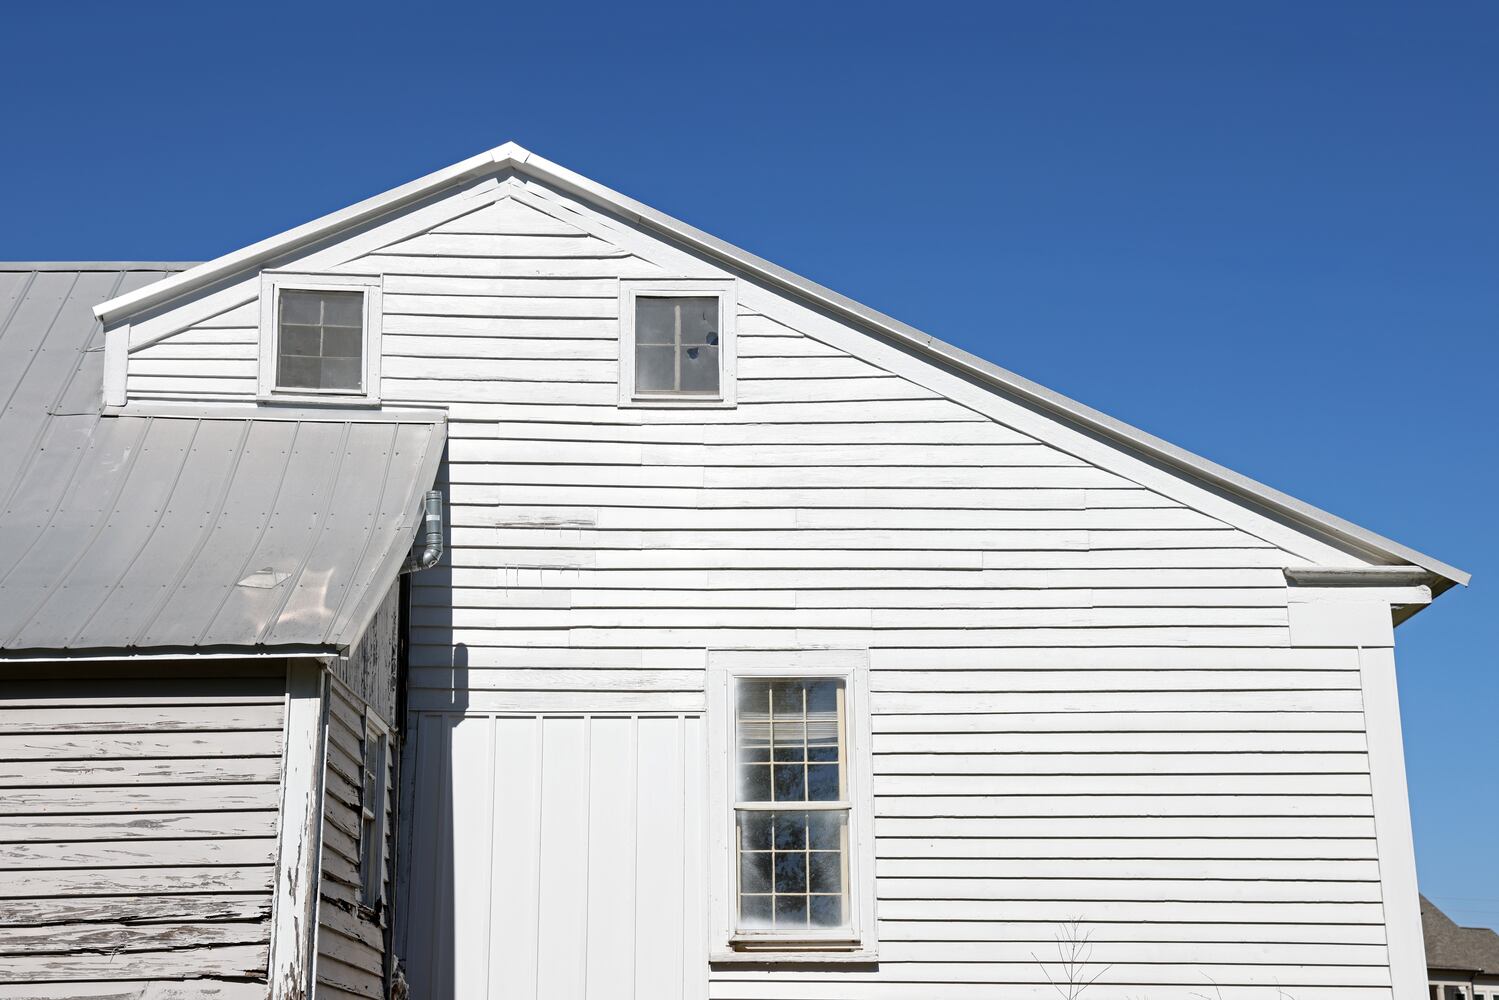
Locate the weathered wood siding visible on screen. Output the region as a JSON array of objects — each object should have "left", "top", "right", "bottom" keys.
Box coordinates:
[
  {"left": 316, "top": 677, "right": 394, "bottom": 1000},
  {"left": 0, "top": 661, "right": 284, "bottom": 999},
  {"left": 338, "top": 580, "right": 401, "bottom": 727},
  {"left": 123, "top": 176, "right": 1399, "bottom": 998}
]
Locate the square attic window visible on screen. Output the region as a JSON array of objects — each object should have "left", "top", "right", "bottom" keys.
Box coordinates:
[
  {"left": 276, "top": 289, "right": 366, "bottom": 393},
  {"left": 635, "top": 295, "right": 721, "bottom": 396}
]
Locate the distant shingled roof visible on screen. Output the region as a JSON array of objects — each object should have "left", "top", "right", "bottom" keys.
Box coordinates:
[
  {"left": 0, "top": 265, "right": 446, "bottom": 654},
  {"left": 1424, "top": 895, "right": 1499, "bottom": 975}
]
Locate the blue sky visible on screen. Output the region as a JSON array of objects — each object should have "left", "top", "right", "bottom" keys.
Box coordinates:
[{"left": 4, "top": 1, "right": 1495, "bottom": 928}]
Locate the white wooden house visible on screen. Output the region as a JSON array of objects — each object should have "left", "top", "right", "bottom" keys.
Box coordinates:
[{"left": 0, "top": 143, "right": 1470, "bottom": 1000}]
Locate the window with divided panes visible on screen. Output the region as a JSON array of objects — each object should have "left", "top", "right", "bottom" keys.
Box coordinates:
[
  {"left": 734, "top": 678, "right": 849, "bottom": 932},
  {"left": 276, "top": 288, "right": 365, "bottom": 392},
  {"left": 634, "top": 295, "right": 721, "bottom": 396}
]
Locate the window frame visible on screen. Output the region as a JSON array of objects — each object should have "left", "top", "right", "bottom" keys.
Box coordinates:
[
  {"left": 258, "top": 271, "right": 383, "bottom": 405},
  {"left": 707, "top": 649, "right": 877, "bottom": 962},
  {"left": 618, "top": 278, "right": 737, "bottom": 408},
  {"left": 358, "top": 709, "right": 391, "bottom": 912}
]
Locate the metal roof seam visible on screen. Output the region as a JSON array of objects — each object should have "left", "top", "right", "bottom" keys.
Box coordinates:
[
  {"left": 0, "top": 273, "right": 78, "bottom": 496},
  {"left": 254, "top": 421, "right": 355, "bottom": 645},
  {"left": 62, "top": 417, "right": 205, "bottom": 648},
  {"left": 46, "top": 269, "right": 125, "bottom": 418},
  {"left": 0, "top": 270, "right": 39, "bottom": 351},
  {"left": 2, "top": 414, "right": 152, "bottom": 647},
  {"left": 126, "top": 418, "right": 256, "bottom": 648},
  {"left": 190, "top": 419, "right": 308, "bottom": 647},
  {"left": 319, "top": 421, "right": 402, "bottom": 647}
]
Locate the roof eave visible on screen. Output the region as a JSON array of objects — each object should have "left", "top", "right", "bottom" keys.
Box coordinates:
[{"left": 89, "top": 143, "right": 1471, "bottom": 591}]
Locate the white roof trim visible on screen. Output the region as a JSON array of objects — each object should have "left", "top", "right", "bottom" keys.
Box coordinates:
[{"left": 91, "top": 142, "right": 1470, "bottom": 590}]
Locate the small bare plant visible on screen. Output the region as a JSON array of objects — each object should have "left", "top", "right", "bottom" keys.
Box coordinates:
[
  {"left": 1032, "top": 918, "right": 1112, "bottom": 1000},
  {"left": 1034, "top": 920, "right": 1300, "bottom": 1000},
  {"left": 1190, "top": 977, "right": 1298, "bottom": 1000}
]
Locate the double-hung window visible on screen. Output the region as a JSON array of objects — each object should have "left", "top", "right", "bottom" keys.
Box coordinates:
[
  {"left": 258, "top": 272, "right": 383, "bottom": 404},
  {"left": 619, "top": 279, "right": 737, "bottom": 407},
  {"left": 736, "top": 679, "right": 849, "bottom": 930},
  {"left": 709, "top": 650, "right": 876, "bottom": 960}
]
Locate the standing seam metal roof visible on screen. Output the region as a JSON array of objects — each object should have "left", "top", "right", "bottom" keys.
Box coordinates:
[{"left": 0, "top": 265, "right": 446, "bottom": 653}]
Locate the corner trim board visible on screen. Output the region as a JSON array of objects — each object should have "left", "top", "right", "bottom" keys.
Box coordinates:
[{"left": 268, "top": 657, "right": 330, "bottom": 1000}]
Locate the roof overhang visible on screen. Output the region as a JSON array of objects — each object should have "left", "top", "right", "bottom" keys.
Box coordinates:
[{"left": 92, "top": 142, "right": 1470, "bottom": 592}]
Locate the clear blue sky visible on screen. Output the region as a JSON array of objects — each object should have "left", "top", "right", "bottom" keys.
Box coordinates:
[{"left": 4, "top": 1, "right": 1494, "bottom": 928}]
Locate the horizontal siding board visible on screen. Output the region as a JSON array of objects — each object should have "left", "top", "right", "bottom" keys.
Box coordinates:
[
  {"left": 0, "top": 892, "right": 271, "bottom": 927},
  {"left": 0, "top": 919, "right": 270, "bottom": 956},
  {"left": 876, "top": 836, "right": 1380, "bottom": 860},
  {"left": 874, "top": 919, "right": 1387, "bottom": 944},
  {"left": 0, "top": 945, "right": 269, "bottom": 983},
  {"left": 0, "top": 865, "right": 274, "bottom": 898},
  {"left": 0, "top": 810, "right": 278, "bottom": 843},
  {"left": 0, "top": 756, "right": 281, "bottom": 786},
  {"left": 0, "top": 704, "right": 282, "bottom": 735},
  {"left": 0, "top": 731, "right": 284, "bottom": 761},
  {"left": 0, "top": 783, "right": 278, "bottom": 814},
  {"left": 1, "top": 837, "right": 277, "bottom": 869}
]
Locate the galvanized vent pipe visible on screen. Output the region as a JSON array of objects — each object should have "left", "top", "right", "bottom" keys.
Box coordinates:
[{"left": 404, "top": 490, "right": 445, "bottom": 573}]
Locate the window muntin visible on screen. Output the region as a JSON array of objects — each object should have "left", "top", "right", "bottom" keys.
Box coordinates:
[
  {"left": 635, "top": 295, "right": 721, "bottom": 395},
  {"left": 277, "top": 289, "right": 365, "bottom": 392},
  {"left": 358, "top": 716, "right": 388, "bottom": 908},
  {"left": 734, "top": 678, "right": 849, "bottom": 934}
]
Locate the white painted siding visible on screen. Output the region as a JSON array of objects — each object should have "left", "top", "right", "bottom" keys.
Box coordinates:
[
  {"left": 316, "top": 678, "right": 394, "bottom": 1000},
  {"left": 0, "top": 661, "right": 283, "bottom": 999},
  {"left": 400, "top": 712, "right": 705, "bottom": 1000},
  {"left": 124, "top": 178, "right": 1398, "bottom": 997}
]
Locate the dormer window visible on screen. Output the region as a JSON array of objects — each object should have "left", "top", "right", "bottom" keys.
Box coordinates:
[
  {"left": 619, "top": 279, "right": 736, "bottom": 407},
  {"left": 258, "top": 272, "right": 383, "bottom": 404}
]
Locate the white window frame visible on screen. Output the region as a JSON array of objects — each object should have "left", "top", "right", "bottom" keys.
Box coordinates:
[
  {"left": 618, "top": 278, "right": 737, "bottom": 408},
  {"left": 258, "top": 271, "right": 383, "bottom": 405},
  {"left": 706, "top": 649, "right": 877, "bottom": 962},
  {"left": 358, "top": 709, "right": 391, "bottom": 911}
]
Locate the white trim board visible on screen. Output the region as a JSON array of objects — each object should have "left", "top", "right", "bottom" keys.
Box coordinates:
[{"left": 91, "top": 141, "right": 1469, "bottom": 591}]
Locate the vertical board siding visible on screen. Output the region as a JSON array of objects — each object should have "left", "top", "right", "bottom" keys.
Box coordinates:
[
  {"left": 316, "top": 678, "right": 394, "bottom": 1000},
  {"left": 126, "top": 186, "right": 1394, "bottom": 997},
  {"left": 402, "top": 713, "right": 705, "bottom": 1000},
  {"left": 0, "top": 662, "right": 283, "bottom": 995}
]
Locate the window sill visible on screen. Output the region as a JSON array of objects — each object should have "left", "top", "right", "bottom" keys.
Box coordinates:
[
  {"left": 618, "top": 395, "right": 736, "bottom": 410},
  {"left": 257, "top": 392, "right": 382, "bottom": 409},
  {"left": 711, "top": 947, "right": 877, "bottom": 966}
]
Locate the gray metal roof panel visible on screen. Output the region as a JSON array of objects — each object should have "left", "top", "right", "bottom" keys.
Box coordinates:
[{"left": 0, "top": 266, "right": 446, "bottom": 653}]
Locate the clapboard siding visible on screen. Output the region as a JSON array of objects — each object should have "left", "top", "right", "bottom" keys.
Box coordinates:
[
  {"left": 126, "top": 183, "right": 1395, "bottom": 997},
  {"left": 0, "top": 662, "right": 282, "bottom": 993},
  {"left": 316, "top": 677, "right": 393, "bottom": 1000}
]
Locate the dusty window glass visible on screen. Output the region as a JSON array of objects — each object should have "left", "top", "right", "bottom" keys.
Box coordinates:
[
  {"left": 359, "top": 721, "right": 387, "bottom": 907},
  {"left": 735, "top": 678, "right": 848, "bottom": 932},
  {"left": 635, "top": 295, "right": 720, "bottom": 395},
  {"left": 277, "top": 289, "right": 364, "bottom": 392}
]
